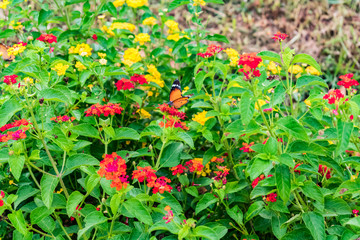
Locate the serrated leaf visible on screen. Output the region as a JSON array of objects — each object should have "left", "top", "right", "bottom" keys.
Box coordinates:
[
  {"left": 66, "top": 191, "right": 83, "bottom": 217},
  {"left": 40, "top": 174, "right": 59, "bottom": 209}
]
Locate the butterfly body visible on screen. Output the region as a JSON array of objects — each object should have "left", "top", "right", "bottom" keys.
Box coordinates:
[{"left": 168, "top": 79, "right": 190, "bottom": 109}]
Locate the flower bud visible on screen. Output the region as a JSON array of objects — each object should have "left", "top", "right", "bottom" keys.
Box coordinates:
[
  {"left": 39, "top": 97, "right": 44, "bottom": 105},
  {"left": 27, "top": 36, "right": 33, "bottom": 41}
]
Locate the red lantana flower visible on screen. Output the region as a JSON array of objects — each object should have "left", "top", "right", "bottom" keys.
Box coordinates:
[
  {"left": 240, "top": 142, "right": 254, "bottom": 153},
  {"left": 0, "top": 119, "right": 31, "bottom": 132},
  {"left": 157, "top": 103, "right": 186, "bottom": 120},
  {"left": 185, "top": 159, "right": 204, "bottom": 173},
  {"left": 337, "top": 73, "right": 358, "bottom": 89},
  {"left": 197, "top": 44, "right": 223, "bottom": 58},
  {"left": 163, "top": 206, "right": 174, "bottom": 224},
  {"left": 130, "top": 74, "right": 147, "bottom": 85},
  {"left": 272, "top": 32, "right": 288, "bottom": 41},
  {"left": 294, "top": 163, "right": 302, "bottom": 174},
  {"left": 353, "top": 209, "right": 359, "bottom": 217},
  {"left": 50, "top": 115, "right": 76, "bottom": 123},
  {"left": 319, "top": 164, "right": 332, "bottom": 179},
  {"left": 148, "top": 176, "right": 173, "bottom": 194},
  {"left": 266, "top": 193, "right": 277, "bottom": 202},
  {"left": 0, "top": 190, "right": 5, "bottom": 207},
  {"left": 323, "top": 89, "right": 344, "bottom": 104},
  {"left": 251, "top": 174, "right": 273, "bottom": 188},
  {"left": 132, "top": 166, "right": 157, "bottom": 183},
  {"left": 17, "top": 41, "right": 27, "bottom": 46},
  {"left": 37, "top": 34, "right": 57, "bottom": 43},
  {"left": 3, "top": 75, "right": 18, "bottom": 85},
  {"left": 115, "top": 78, "right": 135, "bottom": 91},
  {"left": 171, "top": 164, "right": 186, "bottom": 175},
  {"left": 213, "top": 166, "right": 230, "bottom": 184},
  {"left": 97, "top": 152, "right": 128, "bottom": 190},
  {"left": 92, "top": 34, "right": 98, "bottom": 40},
  {"left": 238, "top": 53, "right": 262, "bottom": 80},
  {"left": 85, "top": 103, "right": 123, "bottom": 117}
]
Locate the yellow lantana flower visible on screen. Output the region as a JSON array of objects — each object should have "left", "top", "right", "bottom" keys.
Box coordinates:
[
  {"left": 305, "top": 66, "right": 320, "bottom": 76},
  {"left": 0, "top": 0, "right": 10, "bottom": 9},
  {"left": 193, "top": 0, "right": 206, "bottom": 6},
  {"left": 304, "top": 99, "right": 311, "bottom": 107},
  {"left": 103, "top": 22, "right": 136, "bottom": 36},
  {"left": 267, "top": 61, "right": 282, "bottom": 74},
  {"left": 137, "top": 109, "right": 151, "bottom": 119},
  {"left": 122, "top": 48, "right": 142, "bottom": 66},
  {"left": 288, "top": 65, "right": 303, "bottom": 75},
  {"left": 165, "top": 20, "right": 180, "bottom": 33},
  {"left": 126, "top": 0, "right": 148, "bottom": 8},
  {"left": 134, "top": 33, "right": 151, "bottom": 45},
  {"left": 69, "top": 43, "right": 92, "bottom": 57},
  {"left": 7, "top": 44, "right": 26, "bottom": 56},
  {"left": 142, "top": 17, "right": 157, "bottom": 26},
  {"left": 75, "top": 61, "right": 87, "bottom": 71},
  {"left": 113, "top": 0, "right": 125, "bottom": 7},
  {"left": 192, "top": 111, "right": 213, "bottom": 126},
  {"left": 10, "top": 21, "right": 23, "bottom": 31},
  {"left": 52, "top": 63, "right": 69, "bottom": 76}
]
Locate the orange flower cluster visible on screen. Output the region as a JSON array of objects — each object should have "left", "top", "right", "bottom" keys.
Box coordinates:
[
  {"left": 159, "top": 115, "right": 189, "bottom": 130},
  {"left": 85, "top": 103, "right": 124, "bottom": 117},
  {"left": 50, "top": 115, "right": 76, "bottom": 123},
  {"left": 132, "top": 166, "right": 172, "bottom": 194},
  {"left": 97, "top": 153, "right": 129, "bottom": 190},
  {"left": 238, "top": 53, "right": 262, "bottom": 80},
  {"left": 0, "top": 119, "right": 31, "bottom": 132},
  {"left": 0, "top": 128, "right": 28, "bottom": 143},
  {"left": 157, "top": 103, "right": 186, "bottom": 119}
]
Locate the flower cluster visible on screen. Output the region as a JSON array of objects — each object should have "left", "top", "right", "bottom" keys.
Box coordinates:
[
  {"left": 0, "top": 0, "right": 10, "bottom": 9},
  {"left": 157, "top": 103, "right": 186, "bottom": 120},
  {"left": 126, "top": 0, "right": 148, "bottom": 8},
  {"left": 75, "top": 61, "right": 87, "bottom": 71},
  {"left": 3, "top": 75, "right": 18, "bottom": 85},
  {"left": 85, "top": 103, "right": 124, "bottom": 117},
  {"left": 143, "top": 17, "right": 157, "bottom": 26},
  {"left": 122, "top": 48, "right": 142, "bottom": 66},
  {"left": 97, "top": 153, "right": 129, "bottom": 190},
  {"left": 0, "top": 119, "right": 31, "bottom": 132},
  {"left": 213, "top": 166, "right": 230, "bottom": 184},
  {"left": 267, "top": 61, "right": 282, "bottom": 74},
  {"left": 353, "top": 209, "right": 359, "bottom": 217},
  {"left": 197, "top": 44, "right": 223, "bottom": 58},
  {"left": 52, "top": 63, "right": 69, "bottom": 76},
  {"left": 323, "top": 89, "right": 344, "bottom": 104},
  {"left": 159, "top": 116, "right": 189, "bottom": 130},
  {"left": 337, "top": 73, "right": 358, "bottom": 89},
  {"left": 0, "top": 129, "right": 28, "bottom": 143},
  {"left": 318, "top": 164, "right": 331, "bottom": 179},
  {"left": 36, "top": 34, "right": 57, "bottom": 43},
  {"left": 171, "top": 165, "right": 187, "bottom": 175},
  {"left": 134, "top": 33, "right": 151, "bottom": 45},
  {"left": 69, "top": 43, "right": 92, "bottom": 57},
  {"left": 7, "top": 43, "right": 26, "bottom": 56},
  {"left": 251, "top": 174, "right": 273, "bottom": 188},
  {"left": 132, "top": 166, "right": 172, "bottom": 194},
  {"left": 238, "top": 53, "right": 262, "bottom": 80},
  {"left": 163, "top": 206, "right": 174, "bottom": 224},
  {"left": 192, "top": 110, "right": 213, "bottom": 126},
  {"left": 272, "top": 32, "right": 288, "bottom": 41},
  {"left": 266, "top": 193, "right": 277, "bottom": 202},
  {"left": 145, "top": 64, "right": 164, "bottom": 87},
  {"left": 0, "top": 190, "right": 4, "bottom": 207},
  {"left": 102, "top": 22, "right": 136, "bottom": 36},
  {"left": 115, "top": 74, "right": 147, "bottom": 91},
  {"left": 240, "top": 142, "right": 255, "bottom": 153},
  {"left": 50, "top": 115, "right": 76, "bottom": 123},
  {"left": 224, "top": 48, "right": 240, "bottom": 67}
]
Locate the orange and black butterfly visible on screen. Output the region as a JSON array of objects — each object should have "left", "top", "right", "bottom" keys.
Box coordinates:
[
  {"left": 168, "top": 79, "right": 191, "bottom": 109},
  {"left": 0, "top": 44, "right": 15, "bottom": 61}
]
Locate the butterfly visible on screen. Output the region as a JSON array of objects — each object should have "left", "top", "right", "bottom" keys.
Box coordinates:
[
  {"left": 0, "top": 44, "right": 15, "bottom": 61},
  {"left": 168, "top": 79, "right": 190, "bottom": 109}
]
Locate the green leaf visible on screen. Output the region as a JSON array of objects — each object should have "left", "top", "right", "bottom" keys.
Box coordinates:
[
  {"left": 226, "top": 205, "right": 243, "bottom": 226},
  {"left": 282, "top": 228, "right": 312, "bottom": 240},
  {"left": 30, "top": 206, "right": 54, "bottom": 224},
  {"left": 38, "top": 9, "right": 52, "bottom": 25},
  {"left": 336, "top": 119, "right": 353, "bottom": 155},
  {"left": 40, "top": 174, "right": 59, "bottom": 209},
  {"left": 65, "top": 153, "right": 99, "bottom": 172},
  {"left": 275, "top": 164, "right": 291, "bottom": 203},
  {"left": 195, "top": 193, "right": 218, "bottom": 215},
  {"left": 245, "top": 201, "right": 264, "bottom": 222},
  {"left": 14, "top": 186, "right": 39, "bottom": 209},
  {"left": 79, "top": 70, "right": 92, "bottom": 86},
  {"left": 140, "top": 125, "right": 162, "bottom": 137},
  {"left": 278, "top": 153, "right": 295, "bottom": 168},
  {"left": 110, "top": 193, "right": 122, "bottom": 215},
  {"left": 204, "top": 34, "right": 229, "bottom": 43},
  {"left": 78, "top": 211, "right": 108, "bottom": 239},
  {"left": 343, "top": 217, "right": 360, "bottom": 228},
  {"left": 271, "top": 85, "right": 286, "bottom": 106},
  {"left": 271, "top": 213, "right": 287, "bottom": 239},
  {"left": 85, "top": 173, "right": 101, "bottom": 194},
  {"left": 106, "top": 2, "right": 117, "bottom": 17},
  {"left": 296, "top": 75, "right": 328, "bottom": 88},
  {"left": 71, "top": 123, "right": 100, "bottom": 139},
  {"left": 114, "top": 127, "right": 140, "bottom": 140},
  {"left": 9, "top": 155, "right": 25, "bottom": 181},
  {"left": 264, "top": 137, "right": 277, "bottom": 155},
  {"left": 172, "top": 38, "right": 191, "bottom": 55},
  {"left": 247, "top": 158, "right": 272, "bottom": 181},
  {"left": 257, "top": 51, "right": 282, "bottom": 64},
  {"left": 8, "top": 210, "right": 28, "bottom": 236},
  {"left": 277, "top": 116, "right": 309, "bottom": 141},
  {"left": 240, "top": 92, "right": 255, "bottom": 125},
  {"left": 195, "top": 70, "right": 206, "bottom": 93},
  {"left": 159, "top": 142, "right": 183, "bottom": 168},
  {"left": 0, "top": 97, "right": 23, "bottom": 127},
  {"left": 38, "top": 89, "right": 70, "bottom": 104},
  {"left": 324, "top": 197, "right": 351, "bottom": 216},
  {"left": 288, "top": 140, "right": 327, "bottom": 156},
  {"left": 66, "top": 191, "right": 83, "bottom": 217},
  {"left": 301, "top": 181, "right": 324, "bottom": 204},
  {"left": 123, "top": 198, "right": 153, "bottom": 225},
  {"left": 292, "top": 53, "right": 322, "bottom": 74},
  {"left": 0, "top": 29, "right": 16, "bottom": 39},
  {"left": 161, "top": 191, "right": 183, "bottom": 214},
  {"left": 168, "top": 0, "right": 190, "bottom": 11},
  {"left": 302, "top": 212, "right": 325, "bottom": 240},
  {"left": 170, "top": 132, "right": 194, "bottom": 149},
  {"left": 193, "top": 226, "right": 218, "bottom": 240},
  {"left": 58, "top": 30, "right": 81, "bottom": 42}
]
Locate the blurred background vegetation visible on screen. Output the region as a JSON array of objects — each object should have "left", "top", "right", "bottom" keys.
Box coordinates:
[{"left": 163, "top": 0, "right": 360, "bottom": 86}]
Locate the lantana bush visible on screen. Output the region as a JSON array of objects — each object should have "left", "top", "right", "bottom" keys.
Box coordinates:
[{"left": 0, "top": 0, "right": 360, "bottom": 240}]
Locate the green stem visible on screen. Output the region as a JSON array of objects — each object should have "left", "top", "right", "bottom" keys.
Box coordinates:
[
  {"left": 54, "top": 213, "right": 72, "bottom": 240},
  {"left": 26, "top": 163, "right": 41, "bottom": 189},
  {"left": 155, "top": 139, "right": 167, "bottom": 170}
]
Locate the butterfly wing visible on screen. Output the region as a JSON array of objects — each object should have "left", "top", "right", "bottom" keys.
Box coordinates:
[
  {"left": 0, "top": 44, "right": 14, "bottom": 61},
  {"left": 169, "top": 79, "right": 182, "bottom": 102},
  {"left": 172, "top": 97, "right": 189, "bottom": 109}
]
